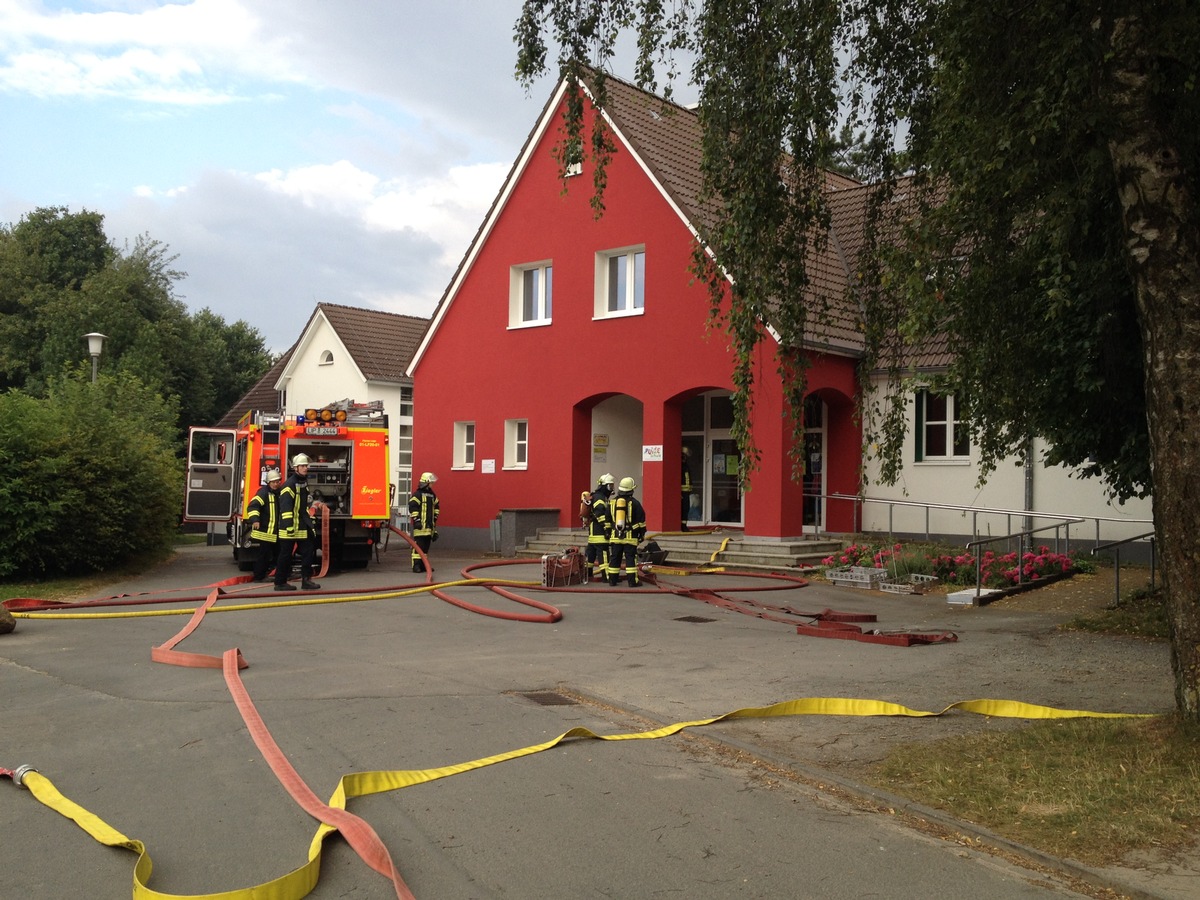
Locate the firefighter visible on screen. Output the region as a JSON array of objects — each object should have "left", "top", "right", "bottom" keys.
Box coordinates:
[
  {"left": 607, "top": 476, "right": 647, "bottom": 587},
  {"left": 275, "top": 453, "right": 321, "bottom": 591},
  {"left": 584, "top": 473, "right": 615, "bottom": 581},
  {"left": 409, "top": 471, "right": 440, "bottom": 573},
  {"left": 245, "top": 467, "right": 283, "bottom": 582}
]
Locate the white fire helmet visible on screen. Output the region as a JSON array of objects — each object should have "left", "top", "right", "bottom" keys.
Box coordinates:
[{"left": 292, "top": 453, "right": 311, "bottom": 467}]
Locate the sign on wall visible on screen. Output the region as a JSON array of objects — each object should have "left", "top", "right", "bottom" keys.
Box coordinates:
[{"left": 642, "top": 444, "right": 663, "bottom": 462}]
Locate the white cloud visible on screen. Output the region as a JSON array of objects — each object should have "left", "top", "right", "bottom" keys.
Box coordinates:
[
  {"left": 0, "top": 0, "right": 303, "bottom": 101},
  {"left": 108, "top": 153, "right": 508, "bottom": 351},
  {"left": 0, "top": 1, "right": 693, "bottom": 358}
]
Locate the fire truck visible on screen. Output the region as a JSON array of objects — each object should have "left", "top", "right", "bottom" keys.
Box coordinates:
[{"left": 183, "top": 399, "right": 392, "bottom": 569}]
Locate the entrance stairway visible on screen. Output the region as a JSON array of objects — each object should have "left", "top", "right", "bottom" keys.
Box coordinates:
[{"left": 517, "top": 527, "right": 845, "bottom": 572}]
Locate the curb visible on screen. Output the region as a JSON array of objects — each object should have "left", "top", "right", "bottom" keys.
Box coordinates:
[{"left": 575, "top": 688, "right": 1161, "bottom": 900}]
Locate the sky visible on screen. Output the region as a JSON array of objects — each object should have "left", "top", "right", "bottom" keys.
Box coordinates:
[{"left": 0, "top": 0, "right": 698, "bottom": 352}]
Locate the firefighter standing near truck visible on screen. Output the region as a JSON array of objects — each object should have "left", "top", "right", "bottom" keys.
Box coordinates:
[
  {"left": 583, "top": 473, "right": 615, "bottom": 581},
  {"left": 409, "top": 472, "right": 440, "bottom": 573},
  {"left": 275, "top": 454, "right": 321, "bottom": 591},
  {"left": 245, "top": 467, "right": 283, "bottom": 582},
  {"left": 607, "top": 476, "right": 647, "bottom": 587}
]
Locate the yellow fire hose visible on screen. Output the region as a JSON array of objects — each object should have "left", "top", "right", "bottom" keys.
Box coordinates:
[{"left": 4, "top": 696, "right": 1152, "bottom": 900}]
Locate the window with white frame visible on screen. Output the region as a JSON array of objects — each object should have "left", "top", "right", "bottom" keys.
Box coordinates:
[
  {"left": 510, "top": 261, "right": 553, "bottom": 326},
  {"left": 915, "top": 390, "right": 969, "bottom": 460},
  {"left": 504, "top": 418, "right": 528, "bottom": 469},
  {"left": 595, "top": 247, "right": 645, "bottom": 317},
  {"left": 453, "top": 421, "right": 476, "bottom": 469}
]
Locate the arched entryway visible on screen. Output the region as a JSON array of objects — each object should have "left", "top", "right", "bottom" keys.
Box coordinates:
[{"left": 574, "top": 393, "right": 645, "bottom": 499}]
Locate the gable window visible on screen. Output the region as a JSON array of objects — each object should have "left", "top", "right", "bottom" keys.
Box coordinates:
[
  {"left": 510, "top": 261, "right": 552, "bottom": 327},
  {"left": 453, "top": 421, "right": 475, "bottom": 469},
  {"left": 319, "top": 350, "right": 334, "bottom": 365},
  {"left": 504, "top": 418, "right": 528, "bottom": 469},
  {"left": 915, "top": 390, "right": 969, "bottom": 461},
  {"left": 595, "top": 247, "right": 645, "bottom": 318}
]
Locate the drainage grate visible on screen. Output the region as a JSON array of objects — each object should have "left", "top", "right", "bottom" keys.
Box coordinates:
[
  {"left": 675, "top": 615, "right": 717, "bottom": 624},
  {"left": 518, "top": 690, "right": 578, "bottom": 706}
]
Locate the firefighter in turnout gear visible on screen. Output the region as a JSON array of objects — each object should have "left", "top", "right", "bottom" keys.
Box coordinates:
[
  {"left": 245, "top": 467, "right": 283, "bottom": 582},
  {"left": 409, "top": 471, "right": 439, "bottom": 572},
  {"left": 606, "top": 476, "right": 647, "bottom": 587},
  {"left": 275, "top": 454, "right": 321, "bottom": 591},
  {"left": 584, "top": 473, "right": 615, "bottom": 581}
]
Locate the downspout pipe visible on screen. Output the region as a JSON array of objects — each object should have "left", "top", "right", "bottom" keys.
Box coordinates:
[{"left": 1023, "top": 437, "right": 1035, "bottom": 551}]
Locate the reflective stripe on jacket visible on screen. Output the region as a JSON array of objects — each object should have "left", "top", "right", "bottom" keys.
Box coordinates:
[
  {"left": 409, "top": 488, "right": 439, "bottom": 537},
  {"left": 608, "top": 495, "right": 646, "bottom": 545},
  {"left": 587, "top": 492, "right": 612, "bottom": 544},
  {"left": 246, "top": 485, "right": 279, "bottom": 542},
  {"left": 278, "top": 476, "right": 312, "bottom": 540}
]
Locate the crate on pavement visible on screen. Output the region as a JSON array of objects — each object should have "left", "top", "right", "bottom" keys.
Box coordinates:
[
  {"left": 880, "top": 573, "right": 940, "bottom": 594},
  {"left": 542, "top": 547, "right": 587, "bottom": 587},
  {"left": 825, "top": 566, "right": 889, "bottom": 590}
]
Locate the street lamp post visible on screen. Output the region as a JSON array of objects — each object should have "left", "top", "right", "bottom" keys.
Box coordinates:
[{"left": 83, "top": 332, "right": 107, "bottom": 383}]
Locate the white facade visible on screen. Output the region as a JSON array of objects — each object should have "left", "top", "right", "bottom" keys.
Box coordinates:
[
  {"left": 858, "top": 378, "right": 1153, "bottom": 549},
  {"left": 273, "top": 312, "right": 410, "bottom": 503}
]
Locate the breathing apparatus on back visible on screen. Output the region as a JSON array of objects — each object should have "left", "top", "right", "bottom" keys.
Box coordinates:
[{"left": 612, "top": 476, "right": 634, "bottom": 538}]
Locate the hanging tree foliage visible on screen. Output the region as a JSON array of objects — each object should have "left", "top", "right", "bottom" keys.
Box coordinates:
[{"left": 514, "top": 0, "right": 1200, "bottom": 717}]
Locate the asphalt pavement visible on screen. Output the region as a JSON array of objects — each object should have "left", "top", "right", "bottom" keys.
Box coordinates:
[{"left": 1, "top": 541, "right": 1188, "bottom": 899}]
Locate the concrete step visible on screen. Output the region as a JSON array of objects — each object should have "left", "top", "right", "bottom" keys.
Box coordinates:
[{"left": 518, "top": 528, "right": 845, "bottom": 572}]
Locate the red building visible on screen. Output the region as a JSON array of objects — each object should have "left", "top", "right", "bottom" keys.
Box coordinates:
[{"left": 409, "top": 72, "right": 868, "bottom": 549}]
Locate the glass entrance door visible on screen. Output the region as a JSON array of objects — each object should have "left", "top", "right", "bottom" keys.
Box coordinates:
[
  {"left": 708, "top": 437, "right": 743, "bottom": 525},
  {"left": 802, "top": 397, "right": 826, "bottom": 532}
]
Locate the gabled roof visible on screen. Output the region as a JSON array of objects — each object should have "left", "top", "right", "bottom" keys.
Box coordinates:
[
  {"left": 216, "top": 303, "right": 428, "bottom": 427},
  {"left": 312, "top": 302, "right": 427, "bottom": 382},
  {"left": 409, "top": 67, "right": 945, "bottom": 374}
]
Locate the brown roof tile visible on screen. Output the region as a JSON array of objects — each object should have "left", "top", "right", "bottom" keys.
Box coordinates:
[
  {"left": 315, "top": 302, "right": 427, "bottom": 382},
  {"left": 593, "top": 70, "right": 868, "bottom": 356},
  {"left": 216, "top": 304, "right": 429, "bottom": 426}
]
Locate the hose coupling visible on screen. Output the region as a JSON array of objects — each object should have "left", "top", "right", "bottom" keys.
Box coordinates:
[{"left": 12, "top": 764, "right": 38, "bottom": 788}]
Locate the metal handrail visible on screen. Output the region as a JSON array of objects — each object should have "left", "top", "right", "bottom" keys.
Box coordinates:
[
  {"left": 963, "top": 522, "right": 1084, "bottom": 596},
  {"left": 1091, "top": 531, "right": 1157, "bottom": 607},
  {"left": 826, "top": 492, "right": 1151, "bottom": 547}
]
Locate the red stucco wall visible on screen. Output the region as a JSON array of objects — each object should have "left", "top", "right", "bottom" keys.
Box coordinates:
[{"left": 412, "top": 92, "right": 861, "bottom": 542}]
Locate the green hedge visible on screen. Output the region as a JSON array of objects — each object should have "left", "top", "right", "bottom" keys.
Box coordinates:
[{"left": 0, "top": 372, "right": 182, "bottom": 579}]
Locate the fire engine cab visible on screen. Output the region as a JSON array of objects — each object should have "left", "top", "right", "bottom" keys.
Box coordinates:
[{"left": 184, "top": 399, "right": 391, "bottom": 569}]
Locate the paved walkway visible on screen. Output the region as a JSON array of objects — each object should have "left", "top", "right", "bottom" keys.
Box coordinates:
[{"left": 2, "top": 542, "right": 1192, "bottom": 899}]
